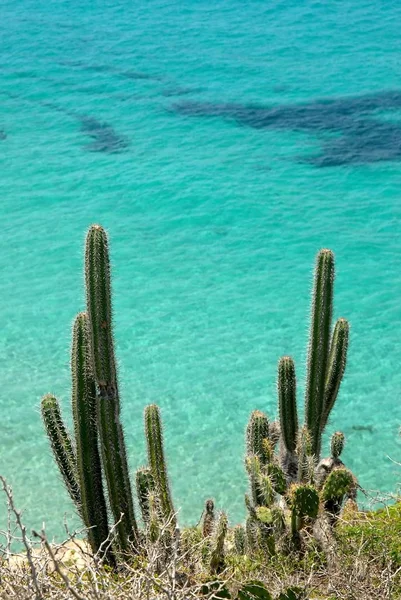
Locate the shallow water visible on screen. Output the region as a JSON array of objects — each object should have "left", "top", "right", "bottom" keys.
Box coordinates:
[{"left": 1, "top": 0, "right": 401, "bottom": 538}]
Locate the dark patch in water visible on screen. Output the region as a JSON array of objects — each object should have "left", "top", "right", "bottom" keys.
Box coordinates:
[
  {"left": 0, "top": 130, "right": 6, "bottom": 140},
  {"left": 2, "top": 93, "right": 129, "bottom": 154},
  {"left": 351, "top": 425, "right": 374, "bottom": 433},
  {"left": 77, "top": 115, "right": 129, "bottom": 153},
  {"left": 172, "top": 90, "right": 401, "bottom": 166},
  {"left": 42, "top": 101, "right": 129, "bottom": 153},
  {"left": 161, "top": 86, "right": 204, "bottom": 98},
  {"left": 59, "top": 60, "right": 160, "bottom": 81}
]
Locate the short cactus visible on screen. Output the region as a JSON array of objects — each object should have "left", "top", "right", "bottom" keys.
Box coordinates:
[
  {"left": 246, "top": 410, "right": 270, "bottom": 465},
  {"left": 209, "top": 511, "right": 228, "bottom": 574},
  {"left": 202, "top": 499, "right": 215, "bottom": 538},
  {"left": 330, "top": 431, "right": 345, "bottom": 461},
  {"left": 136, "top": 467, "right": 154, "bottom": 526},
  {"left": 289, "top": 484, "right": 320, "bottom": 520},
  {"left": 144, "top": 404, "right": 176, "bottom": 528},
  {"left": 233, "top": 525, "right": 246, "bottom": 555},
  {"left": 296, "top": 427, "right": 314, "bottom": 483},
  {"left": 278, "top": 356, "right": 298, "bottom": 454},
  {"left": 321, "top": 468, "right": 355, "bottom": 519}
]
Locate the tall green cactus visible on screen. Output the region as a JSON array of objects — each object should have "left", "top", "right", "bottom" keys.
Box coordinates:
[
  {"left": 71, "top": 312, "right": 110, "bottom": 557},
  {"left": 85, "top": 224, "right": 138, "bottom": 550},
  {"left": 144, "top": 404, "right": 176, "bottom": 528},
  {"left": 305, "top": 249, "right": 334, "bottom": 456},
  {"left": 278, "top": 357, "right": 298, "bottom": 454},
  {"left": 276, "top": 249, "right": 349, "bottom": 475},
  {"left": 303, "top": 250, "right": 349, "bottom": 457},
  {"left": 41, "top": 394, "right": 81, "bottom": 510}
]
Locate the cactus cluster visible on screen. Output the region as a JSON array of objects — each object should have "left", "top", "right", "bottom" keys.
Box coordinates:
[
  {"left": 41, "top": 226, "right": 174, "bottom": 563},
  {"left": 41, "top": 232, "right": 357, "bottom": 574},
  {"left": 241, "top": 249, "right": 356, "bottom": 552}
]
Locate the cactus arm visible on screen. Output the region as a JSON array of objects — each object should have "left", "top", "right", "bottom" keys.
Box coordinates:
[
  {"left": 305, "top": 249, "right": 334, "bottom": 457},
  {"left": 85, "top": 224, "right": 137, "bottom": 550},
  {"left": 71, "top": 312, "right": 110, "bottom": 558},
  {"left": 278, "top": 356, "right": 298, "bottom": 454},
  {"left": 144, "top": 404, "right": 176, "bottom": 528},
  {"left": 41, "top": 394, "right": 81, "bottom": 511},
  {"left": 321, "top": 318, "right": 349, "bottom": 432}
]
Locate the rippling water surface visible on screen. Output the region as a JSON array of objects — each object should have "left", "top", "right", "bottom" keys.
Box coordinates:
[{"left": 1, "top": 0, "right": 401, "bottom": 537}]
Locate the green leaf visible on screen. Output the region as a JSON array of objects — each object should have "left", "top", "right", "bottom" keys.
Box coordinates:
[
  {"left": 237, "top": 581, "right": 273, "bottom": 600},
  {"left": 277, "top": 586, "right": 307, "bottom": 600},
  {"left": 201, "top": 581, "right": 231, "bottom": 599}
]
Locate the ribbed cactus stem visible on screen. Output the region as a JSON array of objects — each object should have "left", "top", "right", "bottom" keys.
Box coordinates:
[
  {"left": 202, "top": 499, "right": 215, "bottom": 538},
  {"left": 148, "top": 491, "right": 160, "bottom": 543},
  {"left": 330, "top": 431, "right": 345, "bottom": 460},
  {"left": 71, "top": 312, "right": 110, "bottom": 558},
  {"left": 258, "top": 474, "right": 275, "bottom": 508},
  {"left": 85, "top": 224, "right": 116, "bottom": 389},
  {"left": 278, "top": 356, "right": 298, "bottom": 453},
  {"left": 85, "top": 224, "right": 137, "bottom": 550},
  {"left": 144, "top": 404, "right": 176, "bottom": 528},
  {"left": 233, "top": 525, "right": 246, "bottom": 555},
  {"left": 245, "top": 454, "right": 264, "bottom": 507},
  {"left": 246, "top": 410, "right": 270, "bottom": 465},
  {"left": 41, "top": 394, "right": 81, "bottom": 511},
  {"left": 296, "top": 426, "right": 313, "bottom": 483},
  {"left": 305, "top": 249, "right": 334, "bottom": 457},
  {"left": 321, "top": 318, "right": 349, "bottom": 432},
  {"left": 136, "top": 467, "right": 154, "bottom": 525},
  {"left": 210, "top": 511, "right": 228, "bottom": 574}
]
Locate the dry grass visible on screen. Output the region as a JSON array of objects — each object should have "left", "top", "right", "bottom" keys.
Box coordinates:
[{"left": 1, "top": 477, "right": 400, "bottom": 600}]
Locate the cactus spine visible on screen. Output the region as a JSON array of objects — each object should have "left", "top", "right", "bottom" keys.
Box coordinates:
[
  {"left": 41, "top": 394, "right": 81, "bottom": 510},
  {"left": 85, "top": 225, "right": 137, "bottom": 550},
  {"left": 144, "top": 404, "right": 176, "bottom": 528},
  {"left": 71, "top": 312, "right": 110, "bottom": 557}
]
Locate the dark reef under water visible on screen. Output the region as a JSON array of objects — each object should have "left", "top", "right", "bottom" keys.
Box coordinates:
[{"left": 173, "top": 90, "right": 401, "bottom": 167}]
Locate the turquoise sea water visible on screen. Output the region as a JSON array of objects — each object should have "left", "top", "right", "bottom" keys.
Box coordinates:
[{"left": 1, "top": 0, "right": 401, "bottom": 539}]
